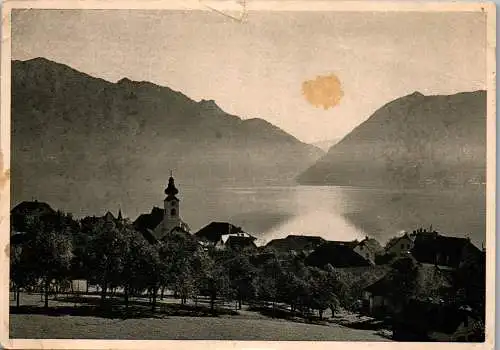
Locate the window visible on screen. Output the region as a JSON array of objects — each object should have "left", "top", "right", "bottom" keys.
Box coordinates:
[
  {"left": 171, "top": 208, "right": 176, "bottom": 216},
  {"left": 401, "top": 244, "right": 404, "bottom": 249},
  {"left": 171, "top": 201, "right": 176, "bottom": 206}
]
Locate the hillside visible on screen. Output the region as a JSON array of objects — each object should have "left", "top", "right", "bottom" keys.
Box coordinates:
[
  {"left": 11, "top": 58, "right": 323, "bottom": 215},
  {"left": 297, "top": 91, "right": 486, "bottom": 188},
  {"left": 313, "top": 138, "right": 341, "bottom": 152}
]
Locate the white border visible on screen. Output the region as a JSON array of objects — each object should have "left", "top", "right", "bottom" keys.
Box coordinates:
[{"left": 0, "top": 1, "right": 496, "bottom": 349}]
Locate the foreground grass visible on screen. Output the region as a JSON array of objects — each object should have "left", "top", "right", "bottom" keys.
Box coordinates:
[
  {"left": 9, "top": 292, "right": 389, "bottom": 341},
  {"left": 10, "top": 314, "right": 389, "bottom": 340}
]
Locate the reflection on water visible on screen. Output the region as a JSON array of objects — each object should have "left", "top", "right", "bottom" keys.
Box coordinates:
[{"left": 180, "top": 185, "right": 486, "bottom": 248}]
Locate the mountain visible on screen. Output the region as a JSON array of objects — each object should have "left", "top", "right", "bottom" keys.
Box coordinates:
[
  {"left": 11, "top": 58, "right": 323, "bottom": 216},
  {"left": 298, "top": 91, "right": 486, "bottom": 188},
  {"left": 313, "top": 138, "right": 341, "bottom": 152}
]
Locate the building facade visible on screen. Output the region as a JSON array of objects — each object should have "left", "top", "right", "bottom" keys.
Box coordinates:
[{"left": 152, "top": 174, "right": 190, "bottom": 240}]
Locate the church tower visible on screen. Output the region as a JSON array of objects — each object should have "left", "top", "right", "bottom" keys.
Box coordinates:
[{"left": 163, "top": 172, "right": 181, "bottom": 233}]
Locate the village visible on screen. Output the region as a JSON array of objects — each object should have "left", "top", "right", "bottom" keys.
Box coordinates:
[{"left": 9, "top": 175, "right": 486, "bottom": 341}]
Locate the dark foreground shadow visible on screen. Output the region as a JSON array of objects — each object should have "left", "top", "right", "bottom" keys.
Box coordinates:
[
  {"left": 247, "top": 305, "right": 329, "bottom": 326},
  {"left": 10, "top": 305, "right": 162, "bottom": 319},
  {"left": 10, "top": 298, "right": 239, "bottom": 320},
  {"left": 340, "top": 317, "right": 391, "bottom": 330}
]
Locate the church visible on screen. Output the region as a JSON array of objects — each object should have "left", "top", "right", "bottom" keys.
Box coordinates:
[{"left": 133, "top": 174, "right": 191, "bottom": 243}]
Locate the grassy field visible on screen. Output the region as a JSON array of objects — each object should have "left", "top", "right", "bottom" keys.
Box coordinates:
[
  {"left": 9, "top": 293, "right": 390, "bottom": 341},
  {"left": 10, "top": 314, "right": 389, "bottom": 340}
]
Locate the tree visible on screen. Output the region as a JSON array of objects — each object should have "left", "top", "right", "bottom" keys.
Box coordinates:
[
  {"left": 279, "top": 257, "right": 310, "bottom": 313},
  {"left": 10, "top": 242, "right": 37, "bottom": 308},
  {"left": 174, "top": 265, "right": 196, "bottom": 305},
  {"left": 87, "top": 219, "right": 129, "bottom": 308},
  {"left": 197, "top": 250, "right": 231, "bottom": 313},
  {"left": 160, "top": 233, "right": 199, "bottom": 304},
  {"left": 281, "top": 272, "right": 309, "bottom": 313},
  {"left": 225, "top": 252, "right": 258, "bottom": 309},
  {"left": 388, "top": 256, "right": 419, "bottom": 309},
  {"left": 118, "top": 226, "right": 149, "bottom": 309},
  {"left": 453, "top": 250, "right": 486, "bottom": 320},
  {"left": 307, "top": 267, "right": 340, "bottom": 320},
  {"left": 255, "top": 254, "right": 285, "bottom": 313},
  {"left": 143, "top": 243, "right": 162, "bottom": 311},
  {"left": 22, "top": 216, "right": 73, "bottom": 309}
]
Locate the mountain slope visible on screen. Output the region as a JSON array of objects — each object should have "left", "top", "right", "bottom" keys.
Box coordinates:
[
  {"left": 297, "top": 91, "right": 486, "bottom": 188},
  {"left": 313, "top": 138, "right": 341, "bottom": 152},
  {"left": 11, "top": 58, "right": 323, "bottom": 216}
]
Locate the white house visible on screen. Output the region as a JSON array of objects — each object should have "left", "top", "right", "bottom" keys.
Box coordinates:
[
  {"left": 353, "top": 237, "right": 383, "bottom": 264},
  {"left": 385, "top": 232, "right": 415, "bottom": 256}
]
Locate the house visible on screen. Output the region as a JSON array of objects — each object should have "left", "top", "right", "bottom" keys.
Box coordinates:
[
  {"left": 11, "top": 200, "right": 57, "bottom": 233},
  {"left": 353, "top": 236, "right": 383, "bottom": 264},
  {"left": 225, "top": 235, "right": 258, "bottom": 252},
  {"left": 385, "top": 232, "right": 416, "bottom": 257},
  {"left": 362, "top": 275, "right": 395, "bottom": 316},
  {"left": 393, "top": 300, "right": 484, "bottom": 341},
  {"left": 97, "top": 209, "right": 126, "bottom": 227},
  {"left": 265, "top": 235, "right": 327, "bottom": 254},
  {"left": 305, "top": 241, "right": 371, "bottom": 268},
  {"left": 410, "top": 231, "right": 483, "bottom": 268},
  {"left": 133, "top": 174, "right": 191, "bottom": 243},
  {"left": 195, "top": 221, "right": 256, "bottom": 250},
  {"left": 328, "top": 239, "right": 359, "bottom": 249},
  {"left": 133, "top": 207, "right": 165, "bottom": 243},
  {"left": 11, "top": 200, "right": 56, "bottom": 218},
  {"left": 362, "top": 261, "right": 454, "bottom": 317}
]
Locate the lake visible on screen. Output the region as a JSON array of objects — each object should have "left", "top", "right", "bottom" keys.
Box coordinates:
[{"left": 179, "top": 185, "right": 486, "bottom": 248}]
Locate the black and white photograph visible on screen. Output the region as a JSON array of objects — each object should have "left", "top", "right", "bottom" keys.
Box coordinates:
[{"left": 0, "top": 1, "right": 496, "bottom": 348}]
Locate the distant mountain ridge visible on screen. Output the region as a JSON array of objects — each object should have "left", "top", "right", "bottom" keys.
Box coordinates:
[
  {"left": 298, "top": 90, "right": 486, "bottom": 188},
  {"left": 11, "top": 57, "right": 323, "bottom": 216},
  {"left": 313, "top": 138, "right": 341, "bottom": 152}
]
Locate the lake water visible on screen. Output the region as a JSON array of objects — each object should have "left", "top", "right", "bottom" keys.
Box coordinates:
[{"left": 179, "top": 185, "right": 486, "bottom": 248}]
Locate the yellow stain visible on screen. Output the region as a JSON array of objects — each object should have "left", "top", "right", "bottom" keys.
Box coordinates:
[{"left": 302, "top": 74, "right": 344, "bottom": 110}]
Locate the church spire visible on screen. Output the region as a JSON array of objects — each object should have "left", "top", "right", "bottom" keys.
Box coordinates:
[
  {"left": 118, "top": 208, "right": 123, "bottom": 220},
  {"left": 165, "top": 172, "right": 179, "bottom": 199}
]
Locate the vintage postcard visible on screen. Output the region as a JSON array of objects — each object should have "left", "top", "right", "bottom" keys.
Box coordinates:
[{"left": 0, "top": 0, "right": 496, "bottom": 349}]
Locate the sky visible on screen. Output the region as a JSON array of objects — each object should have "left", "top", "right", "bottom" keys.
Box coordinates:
[{"left": 11, "top": 9, "right": 487, "bottom": 144}]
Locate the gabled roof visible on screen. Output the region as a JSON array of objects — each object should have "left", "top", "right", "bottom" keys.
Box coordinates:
[
  {"left": 103, "top": 211, "right": 116, "bottom": 221},
  {"left": 265, "top": 235, "right": 327, "bottom": 252},
  {"left": 364, "top": 262, "right": 454, "bottom": 299},
  {"left": 195, "top": 222, "right": 244, "bottom": 243},
  {"left": 133, "top": 207, "right": 164, "bottom": 235},
  {"left": 306, "top": 241, "right": 371, "bottom": 268},
  {"left": 158, "top": 227, "right": 192, "bottom": 242},
  {"left": 221, "top": 232, "right": 256, "bottom": 244},
  {"left": 411, "top": 232, "right": 481, "bottom": 268},
  {"left": 141, "top": 229, "right": 158, "bottom": 244},
  {"left": 11, "top": 201, "right": 59, "bottom": 232},
  {"left": 356, "top": 237, "right": 383, "bottom": 253},
  {"left": 226, "top": 236, "right": 257, "bottom": 251},
  {"left": 328, "top": 239, "right": 359, "bottom": 249},
  {"left": 364, "top": 275, "right": 393, "bottom": 295},
  {"left": 11, "top": 200, "right": 56, "bottom": 216},
  {"left": 385, "top": 233, "right": 414, "bottom": 251}
]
